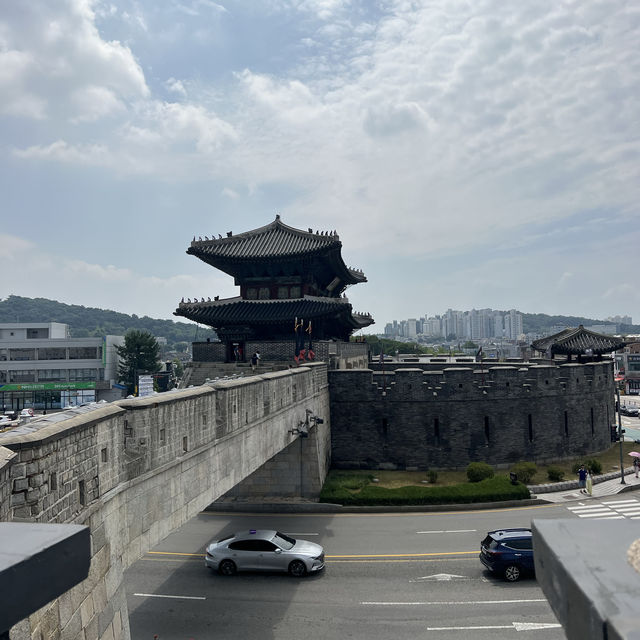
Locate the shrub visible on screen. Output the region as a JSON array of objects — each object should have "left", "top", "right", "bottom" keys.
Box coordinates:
[
  {"left": 320, "top": 475, "right": 530, "bottom": 506},
  {"left": 547, "top": 466, "right": 565, "bottom": 482},
  {"left": 466, "top": 462, "right": 494, "bottom": 483},
  {"left": 585, "top": 458, "right": 602, "bottom": 474},
  {"left": 427, "top": 470, "right": 438, "bottom": 484},
  {"left": 571, "top": 461, "right": 583, "bottom": 475},
  {"left": 510, "top": 461, "right": 538, "bottom": 484}
]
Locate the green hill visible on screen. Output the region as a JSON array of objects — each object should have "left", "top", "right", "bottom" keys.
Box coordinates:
[{"left": 0, "top": 295, "right": 216, "bottom": 349}]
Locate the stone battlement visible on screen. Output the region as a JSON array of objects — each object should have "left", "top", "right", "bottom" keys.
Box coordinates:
[{"left": 329, "top": 361, "right": 616, "bottom": 470}]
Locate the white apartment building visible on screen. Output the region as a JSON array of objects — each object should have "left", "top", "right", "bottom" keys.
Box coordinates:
[{"left": 0, "top": 322, "right": 124, "bottom": 412}]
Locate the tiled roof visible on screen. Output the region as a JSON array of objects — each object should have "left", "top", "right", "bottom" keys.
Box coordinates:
[
  {"left": 187, "top": 215, "right": 366, "bottom": 283},
  {"left": 174, "top": 295, "right": 374, "bottom": 329},
  {"left": 531, "top": 325, "right": 626, "bottom": 355}
]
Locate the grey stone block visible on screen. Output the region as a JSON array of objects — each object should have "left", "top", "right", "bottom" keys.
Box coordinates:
[{"left": 532, "top": 519, "right": 640, "bottom": 640}]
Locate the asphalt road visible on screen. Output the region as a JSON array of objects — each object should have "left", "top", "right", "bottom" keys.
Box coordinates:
[{"left": 124, "top": 502, "right": 577, "bottom": 640}]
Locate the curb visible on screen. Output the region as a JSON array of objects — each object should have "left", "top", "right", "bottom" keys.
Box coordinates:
[{"left": 205, "top": 498, "right": 547, "bottom": 514}]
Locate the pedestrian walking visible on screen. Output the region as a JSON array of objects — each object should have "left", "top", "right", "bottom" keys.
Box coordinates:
[
  {"left": 250, "top": 352, "right": 258, "bottom": 372},
  {"left": 634, "top": 456, "right": 640, "bottom": 478},
  {"left": 577, "top": 464, "right": 588, "bottom": 494},
  {"left": 586, "top": 470, "right": 593, "bottom": 496}
]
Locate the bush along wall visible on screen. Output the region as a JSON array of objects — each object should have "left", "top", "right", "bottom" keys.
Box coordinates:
[{"left": 319, "top": 475, "right": 530, "bottom": 506}]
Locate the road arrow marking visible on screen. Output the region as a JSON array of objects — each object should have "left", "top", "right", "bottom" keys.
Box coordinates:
[
  {"left": 426, "top": 621, "right": 561, "bottom": 631},
  {"left": 416, "top": 573, "right": 468, "bottom": 581}
]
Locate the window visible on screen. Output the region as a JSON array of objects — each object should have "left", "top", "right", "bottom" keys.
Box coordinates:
[
  {"left": 38, "top": 369, "right": 67, "bottom": 381},
  {"left": 9, "top": 370, "right": 35, "bottom": 382},
  {"left": 160, "top": 428, "right": 166, "bottom": 443},
  {"left": 68, "top": 347, "right": 98, "bottom": 360},
  {"left": 38, "top": 347, "right": 66, "bottom": 360},
  {"left": 9, "top": 348, "right": 36, "bottom": 361},
  {"left": 528, "top": 414, "right": 533, "bottom": 442},
  {"left": 246, "top": 287, "right": 258, "bottom": 300},
  {"left": 50, "top": 472, "right": 57, "bottom": 491},
  {"left": 590, "top": 407, "right": 594, "bottom": 436},
  {"left": 101, "top": 448, "right": 108, "bottom": 462},
  {"left": 79, "top": 480, "right": 86, "bottom": 506},
  {"left": 258, "top": 287, "right": 270, "bottom": 299},
  {"left": 277, "top": 286, "right": 289, "bottom": 299},
  {"left": 183, "top": 436, "right": 188, "bottom": 452},
  {"left": 564, "top": 411, "right": 569, "bottom": 437},
  {"left": 69, "top": 369, "right": 97, "bottom": 381},
  {"left": 290, "top": 286, "right": 301, "bottom": 298}
]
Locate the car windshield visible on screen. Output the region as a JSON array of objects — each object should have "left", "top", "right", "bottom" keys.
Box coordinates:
[{"left": 272, "top": 532, "right": 296, "bottom": 550}]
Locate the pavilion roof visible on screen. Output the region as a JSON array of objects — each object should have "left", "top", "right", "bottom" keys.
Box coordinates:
[
  {"left": 174, "top": 295, "right": 374, "bottom": 330},
  {"left": 187, "top": 215, "right": 366, "bottom": 285},
  {"left": 530, "top": 325, "right": 626, "bottom": 356}
]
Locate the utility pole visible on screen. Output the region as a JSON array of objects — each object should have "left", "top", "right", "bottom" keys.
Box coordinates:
[{"left": 616, "top": 386, "right": 626, "bottom": 485}]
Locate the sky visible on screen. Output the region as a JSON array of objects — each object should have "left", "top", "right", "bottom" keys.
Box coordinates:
[{"left": 1, "top": 0, "right": 639, "bottom": 331}]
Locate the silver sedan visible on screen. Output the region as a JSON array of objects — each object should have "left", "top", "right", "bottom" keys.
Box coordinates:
[{"left": 205, "top": 529, "right": 325, "bottom": 577}]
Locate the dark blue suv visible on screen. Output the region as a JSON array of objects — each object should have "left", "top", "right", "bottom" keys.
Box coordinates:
[{"left": 479, "top": 528, "right": 534, "bottom": 582}]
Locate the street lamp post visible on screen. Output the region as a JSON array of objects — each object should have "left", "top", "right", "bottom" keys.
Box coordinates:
[{"left": 615, "top": 385, "right": 626, "bottom": 485}]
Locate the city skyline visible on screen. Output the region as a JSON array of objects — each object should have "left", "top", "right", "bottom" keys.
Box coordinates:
[{"left": 2, "top": 1, "right": 639, "bottom": 326}]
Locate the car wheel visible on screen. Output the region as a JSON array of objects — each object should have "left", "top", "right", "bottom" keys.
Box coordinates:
[
  {"left": 504, "top": 564, "right": 521, "bottom": 582},
  {"left": 218, "top": 559, "right": 237, "bottom": 576},
  {"left": 288, "top": 560, "right": 307, "bottom": 577}
]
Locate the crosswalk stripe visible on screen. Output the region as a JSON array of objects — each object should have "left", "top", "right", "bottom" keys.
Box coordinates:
[
  {"left": 576, "top": 511, "right": 616, "bottom": 518},
  {"left": 602, "top": 500, "right": 639, "bottom": 505}
]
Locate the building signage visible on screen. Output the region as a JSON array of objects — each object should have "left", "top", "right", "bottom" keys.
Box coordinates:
[
  {"left": 137, "top": 375, "right": 154, "bottom": 397},
  {"left": 0, "top": 382, "right": 97, "bottom": 391}
]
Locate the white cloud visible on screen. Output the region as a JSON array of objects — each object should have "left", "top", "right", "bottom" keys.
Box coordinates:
[
  {"left": 165, "top": 77, "right": 187, "bottom": 97},
  {"left": 0, "top": 0, "right": 148, "bottom": 122}
]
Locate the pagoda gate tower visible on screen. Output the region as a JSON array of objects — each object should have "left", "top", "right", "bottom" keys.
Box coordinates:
[{"left": 175, "top": 215, "right": 374, "bottom": 363}]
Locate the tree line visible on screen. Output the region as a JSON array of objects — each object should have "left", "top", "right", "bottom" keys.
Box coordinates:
[{"left": 0, "top": 295, "right": 216, "bottom": 350}]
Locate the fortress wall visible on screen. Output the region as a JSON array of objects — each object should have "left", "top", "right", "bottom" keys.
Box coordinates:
[
  {"left": 329, "top": 361, "right": 615, "bottom": 470},
  {"left": 1, "top": 363, "right": 329, "bottom": 640}
]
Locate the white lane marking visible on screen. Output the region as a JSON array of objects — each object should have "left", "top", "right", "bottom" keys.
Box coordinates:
[
  {"left": 596, "top": 516, "right": 626, "bottom": 520},
  {"left": 284, "top": 532, "right": 319, "bottom": 536},
  {"left": 426, "top": 622, "right": 562, "bottom": 631},
  {"left": 427, "top": 622, "right": 562, "bottom": 632},
  {"left": 361, "top": 599, "right": 547, "bottom": 606},
  {"left": 416, "top": 529, "right": 476, "bottom": 534},
  {"left": 602, "top": 499, "right": 639, "bottom": 505},
  {"left": 134, "top": 593, "right": 206, "bottom": 600},
  {"left": 576, "top": 511, "right": 618, "bottom": 518}
]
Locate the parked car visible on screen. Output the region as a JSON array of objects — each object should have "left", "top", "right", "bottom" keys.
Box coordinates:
[
  {"left": 479, "top": 528, "right": 534, "bottom": 582},
  {"left": 205, "top": 529, "right": 325, "bottom": 577},
  {"left": 20, "top": 408, "right": 35, "bottom": 417},
  {"left": 622, "top": 406, "right": 639, "bottom": 417},
  {"left": 0, "top": 415, "right": 14, "bottom": 426}
]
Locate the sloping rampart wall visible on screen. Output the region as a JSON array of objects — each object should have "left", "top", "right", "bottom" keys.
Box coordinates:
[{"left": 1, "top": 363, "right": 329, "bottom": 640}]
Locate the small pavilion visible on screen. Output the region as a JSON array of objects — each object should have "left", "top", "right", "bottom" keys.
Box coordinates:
[{"left": 530, "top": 325, "right": 626, "bottom": 362}]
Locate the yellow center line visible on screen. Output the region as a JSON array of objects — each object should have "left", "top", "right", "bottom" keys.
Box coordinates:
[{"left": 148, "top": 550, "right": 477, "bottom": 559}]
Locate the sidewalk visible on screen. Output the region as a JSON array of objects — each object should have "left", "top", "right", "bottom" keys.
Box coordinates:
[{"left": 530, "top": 467, "right": 640, "bottom": 503}]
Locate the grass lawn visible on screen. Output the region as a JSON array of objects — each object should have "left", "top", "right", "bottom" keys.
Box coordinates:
[{"left": 328, "top": 442, "right": 637, "bottom": 490}]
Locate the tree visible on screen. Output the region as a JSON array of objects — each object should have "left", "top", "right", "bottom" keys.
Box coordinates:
[{"left": 116, "top": 330, "right": 161, "bottom": 395}]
